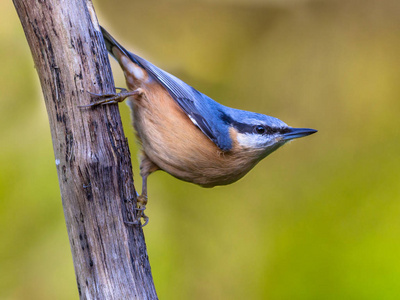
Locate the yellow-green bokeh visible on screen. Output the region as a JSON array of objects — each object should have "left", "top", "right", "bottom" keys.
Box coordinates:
[{"left": 1, "top": 0, "right": 400, "bottom": 299}]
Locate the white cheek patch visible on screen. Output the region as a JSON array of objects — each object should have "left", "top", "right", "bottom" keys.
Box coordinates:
[{"left": 236, "top": 133, "right": 266, "bottom": 148}]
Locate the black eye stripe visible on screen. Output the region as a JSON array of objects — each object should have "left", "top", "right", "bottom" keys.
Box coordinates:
[
  {"left": 255, "top": 125, "right": 265, "bottom": 134},
  {"left": 220, "top": 111, "right": 288, "bottom": 134},
  {"left": 234, "top": 123, "right": 287, "bottom": 135},
  {"left": 279, "top": 127, "right": 291, "bottom": 134},
  {"left": 233, "top": 123, "right": 286, "bottom": 135}
]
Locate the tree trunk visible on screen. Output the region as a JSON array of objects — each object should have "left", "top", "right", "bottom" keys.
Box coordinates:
[{"left": 12, "top": 0, "right": 158, "bottom": 299}]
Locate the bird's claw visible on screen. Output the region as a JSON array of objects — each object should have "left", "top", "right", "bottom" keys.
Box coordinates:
[
  {"left": 124, "top": 216, "right": 148, "bottom": 227},
  {"left": 78, "top": 87, "right": 137, "bottom": 108},
  {"left": 125, "top": 194, "right": 149, "bottom": 227}
]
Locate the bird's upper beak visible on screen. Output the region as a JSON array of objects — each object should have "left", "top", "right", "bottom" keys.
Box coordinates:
[{"left": 282, "top": 127, "right": 318, "bottom": 141}]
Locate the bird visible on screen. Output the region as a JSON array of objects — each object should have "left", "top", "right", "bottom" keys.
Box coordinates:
[{"left": 81, "top": 26, "right": 317, "bottom": 225}]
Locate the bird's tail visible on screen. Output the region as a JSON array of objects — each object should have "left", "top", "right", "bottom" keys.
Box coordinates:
[{"left": 100, "top": 26, "right": 142, "bottom": 67}]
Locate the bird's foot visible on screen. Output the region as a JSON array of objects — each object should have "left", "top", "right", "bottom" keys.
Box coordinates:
[
  {"left": 124, "top": 194, "right": 149, "bottom": 227},
  {"left": 79, "top": 87, "right": 142, "bottom": 108}
]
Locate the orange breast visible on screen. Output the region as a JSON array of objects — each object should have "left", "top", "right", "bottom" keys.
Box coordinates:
[{"left": 116, "top": 51, "right": 262, "bottom": 187}]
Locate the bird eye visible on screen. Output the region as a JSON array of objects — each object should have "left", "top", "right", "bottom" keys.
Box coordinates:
[{"left": 254, "top": 125, "right": 266, "bottom": 134}]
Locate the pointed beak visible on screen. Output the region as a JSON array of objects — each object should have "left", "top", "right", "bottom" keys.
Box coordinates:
[{"left": 282, "top": 127, "right": 318, "bottom": 141}]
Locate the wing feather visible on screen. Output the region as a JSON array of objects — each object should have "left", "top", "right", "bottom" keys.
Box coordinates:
[{"left": 100, "top": 26, "right": 231, "bottom": 151}]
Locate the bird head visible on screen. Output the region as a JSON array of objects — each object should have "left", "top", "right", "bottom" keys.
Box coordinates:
[{"left": 224, "top": 109, "right": 317, "bottom": 158}]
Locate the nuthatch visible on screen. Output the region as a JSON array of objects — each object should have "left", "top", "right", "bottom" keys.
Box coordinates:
[{"left": 82, "top": 26, "right": 317, "bottom": 225}]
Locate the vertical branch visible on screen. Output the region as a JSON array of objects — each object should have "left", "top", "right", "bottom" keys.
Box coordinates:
[{"left": 13, "top": 0, "right": 158, "bottom": 299}]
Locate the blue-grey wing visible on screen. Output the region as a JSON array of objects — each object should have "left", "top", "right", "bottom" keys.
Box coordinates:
[
  {"left": 128, "top": 52, "right": 232, "bottom": 151},
  {"left": 100, "top": 26, "right": 231, "bottom": 151}
]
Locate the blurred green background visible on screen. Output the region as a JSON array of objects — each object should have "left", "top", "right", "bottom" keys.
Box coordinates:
[{"left": 1, "top": 0, "right": 400, "bottom": 299}]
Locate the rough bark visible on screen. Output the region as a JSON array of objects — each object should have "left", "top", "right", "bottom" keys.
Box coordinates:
[{"left": 13, "top": 0, "right": 158, "bottom": 299}]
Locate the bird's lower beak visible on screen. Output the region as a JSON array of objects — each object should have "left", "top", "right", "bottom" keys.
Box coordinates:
[{"left": 282, "top": 127, "right": 318, "bottom": 141}]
